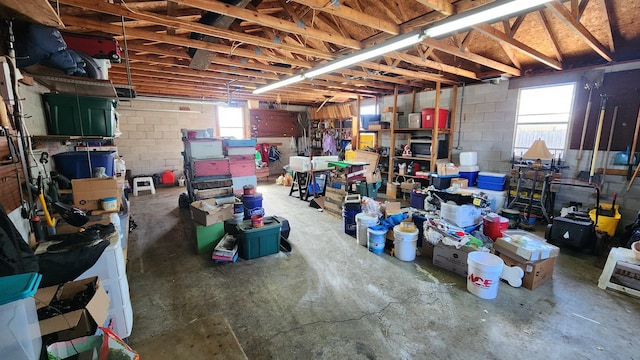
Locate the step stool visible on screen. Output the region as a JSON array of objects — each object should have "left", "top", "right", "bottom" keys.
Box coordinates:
[
  {"left": 597, "top": 247, "right": 640, "bottom": 298},
  {"left": 133, "top": 177, "right": 156, "bottom": 196}
]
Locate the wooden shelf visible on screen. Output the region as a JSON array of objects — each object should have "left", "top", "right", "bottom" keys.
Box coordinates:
[
  {"left": 32, "top": 135, "right": 115, "bottom": 142},
  {"left": 391, "top": 173, "right": 430, "bottom": 179},
  {"left": 394, "top": 156, "right": 432, "bottom": 161},
  {"left": 393, "top": 128, "right": 451, "bottom": 134}
]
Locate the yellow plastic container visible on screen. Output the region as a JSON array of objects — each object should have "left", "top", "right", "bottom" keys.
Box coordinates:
[
  {"left": 345, "top": 150, "right": 356, "bottom": 161},
  {"left": 589, "top": 203, "right": 621, "bottom": 236}
]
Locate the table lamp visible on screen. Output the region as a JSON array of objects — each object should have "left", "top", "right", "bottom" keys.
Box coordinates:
[{"left": 523, "top": 139, "right": 553, "bottom": 169}]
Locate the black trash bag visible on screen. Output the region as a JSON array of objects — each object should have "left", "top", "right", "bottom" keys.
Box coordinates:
[
  {"left": 0, "top": 204, "right": 39, "bottom": 276},
  {"left": 37, "top": 239, "right": 109, "bottom": 287}
]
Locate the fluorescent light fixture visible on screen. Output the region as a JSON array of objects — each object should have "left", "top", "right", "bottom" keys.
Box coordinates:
[
  {"left": 304, "top": 31, "right": 424, "bottom": 78},
  {"left": 253, "top": 74, "right": 304, "bottom": 94},
  {"left": 253, "top": 0, "right": 552, "bottom": 95},
  {"left": 425, "top": 0, "right": 552, "bottom": 38}
]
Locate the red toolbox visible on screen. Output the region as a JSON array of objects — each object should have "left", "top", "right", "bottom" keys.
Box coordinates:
[
  {"left": 192, "top": 159, "right": 230, "bottom": 177},
  {"left": 230, "top": 160, "right": 256, "bottom": 177}
]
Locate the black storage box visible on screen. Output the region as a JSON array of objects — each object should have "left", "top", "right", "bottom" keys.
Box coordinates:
[
  {"left": 549, "top": 216, "right": 594, "bottom": 249},
  {"left": 430, "top": 176, "right": 452, "bottom": 190},
  {"left": 273, "top": 216, "right": 290, "bottom": 239}
]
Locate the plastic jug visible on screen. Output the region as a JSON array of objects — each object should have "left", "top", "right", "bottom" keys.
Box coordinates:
[{"left": 114, "top": 156, "right": 126, "bottom": 176}]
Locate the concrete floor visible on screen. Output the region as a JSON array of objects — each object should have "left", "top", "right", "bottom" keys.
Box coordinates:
[{"left": 126, "top": 184, "right": 639, "bottom": 359}]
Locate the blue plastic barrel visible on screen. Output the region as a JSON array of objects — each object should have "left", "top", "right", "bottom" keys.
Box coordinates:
[{"left": 343, "top": 207, "right": 360, "bottom": 236}]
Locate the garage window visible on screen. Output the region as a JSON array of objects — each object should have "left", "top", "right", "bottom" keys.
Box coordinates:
[
  {"left": 217, "top": 107, "right": 245, "bottom": 138},
  {"left": 513, "top": 83, "right": 575, "bottom": 159}
]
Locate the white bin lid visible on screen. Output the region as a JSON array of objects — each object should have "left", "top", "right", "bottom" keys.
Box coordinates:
[
  {"left": 478, "top": 172, "right": 506, "bottom": 178},
  {"left": 458, "top": 165, "right": 480, "bottom": 172}
]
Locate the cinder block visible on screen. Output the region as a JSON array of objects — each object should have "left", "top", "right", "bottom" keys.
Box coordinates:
[
  {"left": 136, "top": 124, "right": 154, "bottom": 132},
  {"left": 475, "top": 102, "right": 496, "bottom": 113},
  {"left": 127, "top": 131, "right": 146, "bottom": 139},
  {"left": 124, "top": 116, "right": 145, "bottom": 125}
]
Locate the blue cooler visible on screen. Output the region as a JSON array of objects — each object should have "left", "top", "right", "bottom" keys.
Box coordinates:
[
  {"left": 477, "top": 172, "right": 507, "bottom": 191},
  {"left": 458, "top": 165, "right": 479, "bottom": 187}
]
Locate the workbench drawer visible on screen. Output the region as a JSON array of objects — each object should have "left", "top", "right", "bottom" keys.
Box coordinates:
[
  {"left": 192, "top": 158, "right": 230, "bottom": 177},
  {"left": 230, "top": 160, "right": 256, "bottom": 177}
]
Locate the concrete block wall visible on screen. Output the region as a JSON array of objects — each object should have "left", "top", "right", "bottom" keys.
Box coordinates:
[
  {"left": 115, "top": 100, "right": 217, "bottom": 177},
  {"left": 451, "top": 81, "right": 517, "bottom": 174}
]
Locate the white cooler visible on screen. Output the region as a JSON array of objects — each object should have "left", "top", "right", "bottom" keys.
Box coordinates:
[{"left": 0, "top": 273, "right": 42, "bottom": 360}]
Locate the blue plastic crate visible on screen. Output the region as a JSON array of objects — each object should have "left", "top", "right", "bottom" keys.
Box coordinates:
[
  {"left": 53, "top": 151, "right": 115, "bottom": 179},
  {"left": 225, "top": 138, "right": 257, "bottom": 147},
  {"left": 477, "top": 172, "right": 506, "bottom": 191}
]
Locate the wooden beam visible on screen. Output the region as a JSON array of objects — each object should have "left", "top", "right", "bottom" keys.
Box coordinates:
[
  {"left": 500, "top": 21, "right": 522, "bottom": 68},
  {"left": 359, "top": 61, "right": 454, "bottom": 84},
  {"left": 56, "top": 0, "right": 332, "bottom": 60},
  {"left": 537, "top": 10, "right": 564, "bottom": 62},
  {"left": 113, "top": 62, "right": 268, "bottom": 84},
  {"left": 510, "top": 15, "right": 525, "bottom": 36},
  {"left": 473, "top": 24, "right": 562, "bottom": 70},
  {"left": 415, "top": 0, "right": 455, "bottom": 16},
  {"left": 600, "top": 0, "right": 616, "bottom": 53},
  {"left": 290, "top": 0, "right": 400, "bottom": 35},
  {"left": 0, "top": 0, "right": 63, "bottom": 28},
  {"left": 172, "top": 0, "right": 362, "bottom": 49},
  {"left": 386, "top": 52, "right": 479, "bottom": 79},
  {"left": 421, "top": 38, "right": 521, "bottom": 76},
  {"left": 545, "top": 0, "right": 613, "bottom": 62},
  {"left": 578, "top": 0, "right": 590, "bottom": 20},
  {"left": 60, "top": 15, "right": 314, "bottom": 68}
]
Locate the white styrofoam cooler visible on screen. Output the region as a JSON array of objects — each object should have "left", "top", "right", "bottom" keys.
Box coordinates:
[
  {"left": 312, "top": 156, "right": 339, "bottom": 169},
  {"left": 289, "top": 156, "right": 310, "bottom": 171},
  {"left": 441, "top": 203, "right": 482, "bottom": 228},
  {"left": 459, "top": 152, "right": 478, "bottom": 166},
  {"left": 459, "top": 187, "right": 508, "bottom": 213}
]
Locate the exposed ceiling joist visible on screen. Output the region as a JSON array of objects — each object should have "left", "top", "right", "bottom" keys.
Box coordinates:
[
  {"left": 545, "top": 0, "right": 613, "bottom": 62},
  {"left": 415, "top": 0, "right": 455, "bottom": 16}
]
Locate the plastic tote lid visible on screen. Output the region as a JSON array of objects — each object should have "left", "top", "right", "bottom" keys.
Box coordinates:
[
  {"left": 0, "top": 272, "right": 42, "bottom": 305},
  {"left": 458, "top": 165, "right": 480, "bottom": 172}
]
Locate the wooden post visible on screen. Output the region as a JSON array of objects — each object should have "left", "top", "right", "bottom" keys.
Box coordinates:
[
  {"left": 410, "top": 89, "right": 416, "bottom": 113},
  {"left": 353, "top": 96, "right": 360, "bottom": 151},
  {"left": 431, "top": 82, "right": 441, "bottom": 172},
  {"left": 449, "top": 84, "right": 458, "bottom": 162},
  {"left": 389, "top": 86, "right": 399, "bottom": 185}
]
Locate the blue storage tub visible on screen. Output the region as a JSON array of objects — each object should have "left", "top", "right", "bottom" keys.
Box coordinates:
[
  {"left": 477, "top": 172, "right": 507, "bottom": 191},
  {"left": 53, "top": 151, "right": 115, "bottom": 179},
  {"left": 360, "top": 114, "right": 381, "bottom": 130},
  {"left": 458, "top": 165, "right": 480, "bottom": 187},
  {"left": 410, "top": 190, "right": 427, "bottom": 209},
  {"left": 225, "top": 138, "right": 257, "bottom": 147}
]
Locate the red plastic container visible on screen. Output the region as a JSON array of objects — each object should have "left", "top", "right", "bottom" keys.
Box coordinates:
[
  {"left": 421, "top": 108, "right": 449, "bottom": 129},
  {"left": 161, "top": 170, "right": 175, "bottom": 185},
  {"left": 483, "top": 216, "right": 508, "bottom": 241}
]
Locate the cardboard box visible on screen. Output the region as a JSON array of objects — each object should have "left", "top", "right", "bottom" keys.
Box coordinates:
[
  {"left": 190, "top": 199, "right": 234, "bottom": 226},
  {"left": 422, "top": 242, "right": 434, "bottom": 260},
  {"left": 496, "top": 249, "right": 556, "bottom": 290},
  {"left": 72, "top": 178, "right": 120, "bottom": 211},
  {"left": 451, "top": 178, "right": 468, "bottom": 188},
  {"left": 432, "top": 241, "right": 476, "bottom": 277},
  {"left": 36, "top": 277, "right": 110, "bottom": 342},
  {"left": 495, "top": 231, "right": 560, "bottom": 261},
  {"left": 437, "top": 162, "right": 459, "bottom": 175},
  {"left": 384, "top": 201, "right": 401, "bottom": 217}
]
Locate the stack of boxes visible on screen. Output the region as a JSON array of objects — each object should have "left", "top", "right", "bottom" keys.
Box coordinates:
[
  {"left": 225, "top": 139, "right": 258, "bottom": 194},
  {"left": 182, "top": 129, "right": 233, "bottom": 202}
]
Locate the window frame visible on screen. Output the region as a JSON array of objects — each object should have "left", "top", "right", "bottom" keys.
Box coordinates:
[
  {"left": 217, "top": 106, "right": 245, "bottom": 138},
  {"left": 513, "top": 83, "right": 577, "bottom": 160}
]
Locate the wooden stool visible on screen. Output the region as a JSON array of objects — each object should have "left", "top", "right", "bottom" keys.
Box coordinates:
[{"left": 133, "top": 177, "right": 156, "bottom": 196}]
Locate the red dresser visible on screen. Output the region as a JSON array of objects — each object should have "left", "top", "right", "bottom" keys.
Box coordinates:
[{"left": 192, "top": 158, "right": 230, "bottom": 177}]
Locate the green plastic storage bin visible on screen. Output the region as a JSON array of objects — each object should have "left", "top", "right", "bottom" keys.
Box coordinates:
[
  {"left": 196, "top": 222, "right": 225, "bottom": 254},
  {"left": 237, "top": 217, "right": 281, "bottom": 260},
  {"left": 43, "top": 93, "right": 117, "bottom": 136}
]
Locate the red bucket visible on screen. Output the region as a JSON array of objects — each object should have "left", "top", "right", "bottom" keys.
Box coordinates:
[
  {"left": 251, "top": 214, "right": 264, "bottom": 228},
  {"left": 483, "top": 216, "right": 508, "bottom": 241},
  {"left": 243, "top": 185, "right": 256, "bottom": 195}
]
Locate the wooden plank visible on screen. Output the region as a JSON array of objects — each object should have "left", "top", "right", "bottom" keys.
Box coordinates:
[
  {"left": 61, "top": 15, "right": 313, "bottom": 68},
  {"left": 537, "top": 10, "right": 564, "bottom": 62},
  {"left": 0, "top": 0, "right": 63, "bottom": 28},
  {"left": 599, "top": 0, "right": 616, "bottom": 53},
  {"left": 387, "top": 51, "right": 479, "bottom": 80},
  {"left": 359, "top": 61, "right": 455, "bottom": 85},
  {"left": 544, "top": 0, "right": 613, "bottom": 62},
  {"left": 57, "top": 0, "right": 331, "bottom": 60},
  {"left": 473, "top": 24, "right": 562, "bottom": 70},
  {"left": 596, "top": 168, "right": 628, "bottom": 176},
  {"left": 172, "top": 0, "right": 362, "bottom": 50},
  {"left": 290, "top": 0, "right": 399, "bottom": 35},
  {"left": 415, "top": 0, "right": 455, "bottom": 16},
  {"left": 421, "top": 38, "right": 521, "bottom": 76}
]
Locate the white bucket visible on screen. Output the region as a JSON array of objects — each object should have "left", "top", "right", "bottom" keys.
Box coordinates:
[
  {"left": 467, "top": 251, "right": 504, "bottom": 299},
  {"left": 459, "top": 152, "right": 478, "bottom": 166},
  {"left": 233, "top": 212, "right": 244, "bottom": 222},
  {"left": 393, "top": 225, "right": 419, "bottom": 262},
  {"left": 356, "top": 213, "right": 379, "bottom": 246}
]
